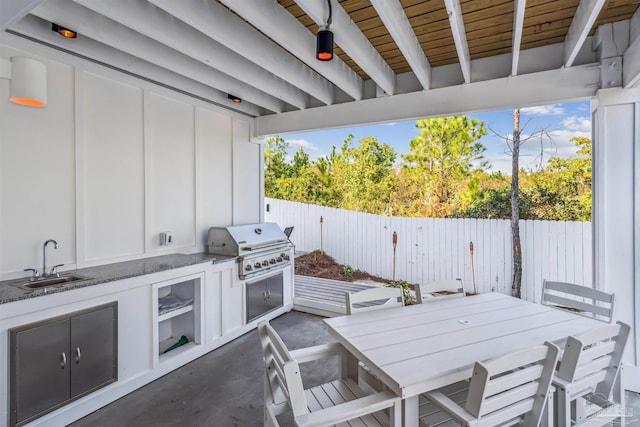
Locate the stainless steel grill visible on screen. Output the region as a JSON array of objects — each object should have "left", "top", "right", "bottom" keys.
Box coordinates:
[{"left": 207, "top": 223, "right": 293, "bottom": 280}]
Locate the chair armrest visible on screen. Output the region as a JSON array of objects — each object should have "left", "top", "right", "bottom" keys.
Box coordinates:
[
  {"left": 290, "top": 342, "right": 342, "bottom": 363},
  {"left": 295, "top": 390, "right": 400, "bottom": 427},
  {"left": 551, "top": 376, "right": 571, "bottom": 391},
  {"left": 424, "top": 390, "right": 477, "bottom": 426}
]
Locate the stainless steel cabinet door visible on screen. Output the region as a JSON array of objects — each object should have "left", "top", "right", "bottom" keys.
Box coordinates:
[
  {"left": 265, "top": 272, "right": 283, "bottom": 311},
  {"left": 246, "top": 279, "right": 268, "bottom": 322},
  {"left": 11, "top": 319, "right": 71, "bottom": 426},
  {"left": 70, "top": 305, "right": 117, "bottom": 397}
]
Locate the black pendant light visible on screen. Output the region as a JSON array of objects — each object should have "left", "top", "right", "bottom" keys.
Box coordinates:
[{"left": 316, "top": 0, "right": 333, "bottom": 61}]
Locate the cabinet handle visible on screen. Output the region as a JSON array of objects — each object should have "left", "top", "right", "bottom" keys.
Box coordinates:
[
  {"left": 75, "top": 347, "right": 82, "bottom": 364},
  {"left": 60, "top": 352, "right": 67, "bottom": 369},
  {"left": 266, "top": 289, "right": 271, "bottom": 300}
]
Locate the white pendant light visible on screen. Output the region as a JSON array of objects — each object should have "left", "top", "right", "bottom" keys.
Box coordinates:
[{"left": 9, "top": 57, "right": 47, "bottom": 107}]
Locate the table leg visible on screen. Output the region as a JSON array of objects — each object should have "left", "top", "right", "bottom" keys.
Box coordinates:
[
  {"left": 403, "top": 395, "right": 419, "bottom": 427},
  {"left": 340, "top": 347, "right": 359, "bottom": 380}
]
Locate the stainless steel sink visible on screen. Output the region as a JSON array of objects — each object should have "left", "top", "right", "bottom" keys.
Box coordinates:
[{"left": 19, "top": 275, "right": 89, "bottom": 289}]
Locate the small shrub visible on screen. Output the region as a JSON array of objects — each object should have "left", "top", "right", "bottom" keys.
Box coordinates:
[
  {"left": 342, "top": 264, "right": 353, "bottom": 277},
  {"left": 386, "top": 280, "right": 416, "bottom": 305}
]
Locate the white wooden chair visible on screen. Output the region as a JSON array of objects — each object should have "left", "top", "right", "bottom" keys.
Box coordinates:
[
  {"left": 344, "top": 287, "right": 404, "bottom": 392},
  {"left": 552, "top": 321, "right": 630, "bottom": 426},
  {"left": 415, "top": 279, "right": 465, "bottom": 303},
  {"left": 420, "top": 342, "right": 560, "bottom": 427},
  {"left": 541, "top": 280, "right": 615, "bottom": 323},
  {"left": 257, "top": 320, "right": 401, "bottom": 427},
  {"left": 345, "top": 287, "right": 404, "bottom": 315}
]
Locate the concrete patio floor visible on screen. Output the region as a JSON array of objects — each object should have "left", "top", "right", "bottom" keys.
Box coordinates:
[
  {"left": 70, "top": 311, "right": 336, "bottom": 426},
  {"left": 70, "top": 309, "right": 640, "bottom": 427}
]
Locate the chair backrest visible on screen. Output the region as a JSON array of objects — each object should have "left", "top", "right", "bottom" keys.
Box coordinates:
[
  {"left": 345, "top": 286, "right": 404, "bottom": 315},
  {"left": 257, "top": 320, "right": 309, "bottom": 418},
  {"left": 556, "top": 321, "right": 630, "bottom": 400},
  {"left": 465, "top": 342, "right": 560, "bottom": 427},
  {"left": 415, "top": 279, "right": 465, "bottom": 303},
  {"left": 542, "top": 280, "right": 615, "bottom": 323}
]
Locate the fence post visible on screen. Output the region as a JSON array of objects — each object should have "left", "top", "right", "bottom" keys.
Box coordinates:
[
  {"left": 392, "top": 231, "right": 398, "bottom": 281},
  {"left": 470, "top": 241, "right": 477, "bottom": 294},
  {"left": 320, "top": 216, "right": 324, "bottom": 254}
]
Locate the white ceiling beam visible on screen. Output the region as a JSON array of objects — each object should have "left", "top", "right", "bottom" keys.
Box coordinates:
[
  {"left": 256, "top": 65, "right": 599, "bottom": 136},
  {"left": 31, "top": 0, "right": 285, "bottom": 113},
  {"left": 624, "top": 9, "right": 640, "bottom": 87},
  {"left": 218, "top": 0, "right": 363, "bottom": 101},
  {"left": 564, "top": 0, "right": 606, "bottom": 67},
  {"left": 140, "top": 0, "right": 334, "bottom": 106},
  {"left": 73, "top": 0, "right": 309, "bottom": 110},
  {"left": 369, "top": 0, "right": 430, "bottom": 90},
  {"left": 443, "top": 0, "right": 471, "bottom": 83},
  {"left": 0, "top": 0, "right": 44, "bottom": 30},
  {"left": 7, "top": 15, "right": 262, "bottom": 116},
  {"left": 294, "top": 0, "right": 396, "bottom": 95},
  {"left": 511, "top": 0, "right": 526, "bottom": 76}
]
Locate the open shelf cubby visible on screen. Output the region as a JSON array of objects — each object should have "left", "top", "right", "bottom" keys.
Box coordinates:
[{"left": 153, "top": 273, "right": 203, "bottom": 364}]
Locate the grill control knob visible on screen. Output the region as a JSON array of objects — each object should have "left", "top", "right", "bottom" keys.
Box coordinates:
[
  {"left": 269, "top": 258, "right": 276, "bottom": 264},
  {"left": 283, "top": 254, "right": 290, "bottom": 261},
  {"left": 245, "top": 265, "right": 253, "bottom": 271},
  {"left": 262, "top": 260, "right": 269, "bottom": 267},
  {"left": 254, "top": 262, "right": 262, "bottom": 269},
  {"left": 276, "top": 257, "right": 283, "bottom": 262}
]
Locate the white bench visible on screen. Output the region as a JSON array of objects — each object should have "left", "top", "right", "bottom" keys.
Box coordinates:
[{"left": 293, "top": 275, "right": 380, "bottom": 317}]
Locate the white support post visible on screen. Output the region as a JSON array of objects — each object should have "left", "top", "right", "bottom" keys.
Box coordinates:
[{"left": 592, "top": 87, "right": 640, "bottom": 390}]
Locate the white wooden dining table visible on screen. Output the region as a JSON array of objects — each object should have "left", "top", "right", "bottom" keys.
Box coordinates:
[{"left": 324, "top": 292, "right": 605, "bottom": 427}]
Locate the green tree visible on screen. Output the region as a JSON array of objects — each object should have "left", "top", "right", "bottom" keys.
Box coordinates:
[
  {"left": 528, "top": 136, "right": 592, "bottom": 221},
  {"left": 454, "top": 137, "right": 592, "bottom": 221},
  {"left": 401, "top": 116, "right": 488, "bottom": 217},
  {"left": 332, "top": 135, "right": 398, "bottom": 214},
  {"left": 263, "top": 136, "right": 291, "bottom": 199}
]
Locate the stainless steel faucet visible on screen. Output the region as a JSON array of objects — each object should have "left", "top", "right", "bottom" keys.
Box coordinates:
[{"left": 43, "top": 239, "right": 59, "bottom": 277}]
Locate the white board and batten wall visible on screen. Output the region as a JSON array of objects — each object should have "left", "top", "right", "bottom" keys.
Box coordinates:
[
  {"left": 0, "top": 42, "right": 262, "bottom": 279},
  {"left": 0, "top": 40, "right": 274, "bottom": 426}
]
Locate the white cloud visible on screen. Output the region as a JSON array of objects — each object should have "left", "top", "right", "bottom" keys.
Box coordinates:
[
  {"left": 562, "top": 116, "right": 591, "bottom": 132},
  {"left": 521, "top": 104, "right": 565, "bottom": 116},
  {"left": 284, "top": 138, "right": 319, "bottom": 152}
]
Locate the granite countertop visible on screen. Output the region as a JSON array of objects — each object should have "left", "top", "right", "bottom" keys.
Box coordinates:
[{"left": 0, "top": 253, "right": 235, "bottom": 305}]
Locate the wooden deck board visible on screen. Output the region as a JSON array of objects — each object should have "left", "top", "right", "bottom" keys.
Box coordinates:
[{"left": 293, "top": 275, "right": 379, "bottom": 317}]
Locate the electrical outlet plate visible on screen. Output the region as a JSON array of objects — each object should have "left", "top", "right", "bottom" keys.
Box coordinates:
[{"left": 160, "top": 231, "right": 173, "bottom": 246}]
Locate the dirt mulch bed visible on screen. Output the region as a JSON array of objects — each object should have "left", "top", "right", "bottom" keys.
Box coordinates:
[{"left": 295, "top": 250, "right": 390, "bottom": 284}]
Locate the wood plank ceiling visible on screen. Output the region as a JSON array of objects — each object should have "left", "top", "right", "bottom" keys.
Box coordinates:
[
  {"left": 280, "top": 0, "right": 639, "bottom": 78},
  {"left": 2, "top": 0, "right": 639, "bottom": 119}
]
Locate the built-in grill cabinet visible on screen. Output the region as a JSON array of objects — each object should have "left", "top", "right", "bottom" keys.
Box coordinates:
[{"left": 246, "top": 271, "right": 284, "bottom": 323}]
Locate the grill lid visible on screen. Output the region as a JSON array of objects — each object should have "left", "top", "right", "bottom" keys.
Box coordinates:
[{"left": 207, "top": 223, "right": 288, "bottom": 256}]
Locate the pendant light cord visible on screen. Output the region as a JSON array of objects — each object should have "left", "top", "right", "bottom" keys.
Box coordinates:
[{"left": 326, "top": 0, "right": 332, "bottom": 29}]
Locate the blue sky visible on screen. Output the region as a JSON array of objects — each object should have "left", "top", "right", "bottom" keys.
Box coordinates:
[{"left": 277, "top": 100, "right": 591, "bottom": 174}]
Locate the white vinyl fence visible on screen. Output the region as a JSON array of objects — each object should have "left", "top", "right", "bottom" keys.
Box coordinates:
[{"left": 265, "top": 198, "right": 593, "bottom": 303}]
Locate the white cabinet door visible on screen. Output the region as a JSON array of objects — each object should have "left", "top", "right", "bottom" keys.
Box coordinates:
[
  {"left": 205, "top": 265, "right": 226, "bottom": 341},
  {"left": 220, "top": 263, "right": 244, "bottom": 335}
]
